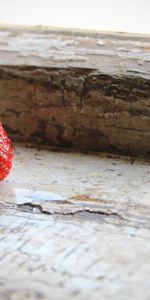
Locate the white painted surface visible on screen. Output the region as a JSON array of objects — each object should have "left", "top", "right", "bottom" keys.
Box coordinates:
[
  {"left": 0, "top": 144, "right": 150, "bottom": 299},
  {"left": 0, "top": 0, "right": 150, "bottom": 34}
]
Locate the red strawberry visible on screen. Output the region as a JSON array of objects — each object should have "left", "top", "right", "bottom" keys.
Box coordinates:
[{"left": 0, "top": 122, "right": 12, "bottom": 180}]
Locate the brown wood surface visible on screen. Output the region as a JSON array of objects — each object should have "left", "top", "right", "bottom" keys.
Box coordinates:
[{"left": 0, "top": 26, "right": 150, "bottom": 157}]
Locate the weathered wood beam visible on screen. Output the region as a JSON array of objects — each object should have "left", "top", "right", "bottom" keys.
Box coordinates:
[
  {"left": 1, "top": 144, "right": 150, "bottom": 300},
  {"left": 0, "top": 26, "right": 150, "bottom": 157}
]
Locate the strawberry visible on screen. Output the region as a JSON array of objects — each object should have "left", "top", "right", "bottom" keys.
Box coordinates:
[{"left": 0, "top": 122, "right": 12, "bottom": 180}]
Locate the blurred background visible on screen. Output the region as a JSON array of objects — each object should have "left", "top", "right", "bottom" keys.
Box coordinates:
[{"left": 0, "top": 0, "right": 150, "bottom": 34}]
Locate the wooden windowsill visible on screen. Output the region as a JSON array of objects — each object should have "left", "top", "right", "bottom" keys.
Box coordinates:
[
  {"left": 0, "top": 25, "right": 150, "bottom": 157},
  {"left": 0, "top": 25, "right": 150, "bottom": 300}
]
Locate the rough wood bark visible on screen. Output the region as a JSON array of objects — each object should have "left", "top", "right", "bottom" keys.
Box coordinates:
[{"left": 0, "top": 26, "right": 150, "bottom": 157}]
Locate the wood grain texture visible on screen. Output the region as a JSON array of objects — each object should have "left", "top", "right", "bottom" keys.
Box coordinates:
[
  {"left": 0, "top": 144, "right": 150, "bottom": 300},
  {"left": 1, "top": 208, "right": 150, "bottom": 300},
  {"left": 0, "top": 26, "right": 149, "bottom": 157}
]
